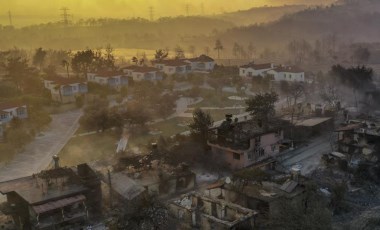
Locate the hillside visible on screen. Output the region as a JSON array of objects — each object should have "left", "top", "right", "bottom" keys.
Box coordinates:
[
  {"left": 214, "top": 0, "right": 380, "bottom": 51},
  {"left": 0, "top": 17, "right": 234, "bottom": 50},
  {"left": 214, "top": 5, "right": 308, "bottom": 26}
]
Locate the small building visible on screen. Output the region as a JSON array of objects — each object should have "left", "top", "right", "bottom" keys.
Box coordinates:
[
  {"left": 208, "top": 115, "right": 285, "bottom": 170},
  {"left": 153, "top": 59, "right": 192, "bottom": 75},
  {"left": 184, "top": 55, "right": 215, "bottom": 72},
  {"left": 267, "top": 66, "right": 305, "bottom": 82},
  {"left": 0, "top": 162, "right": 102, "bottom": 230},
  {"left": 0, "top": 101, "right": 28, "bottom": 124},
  {"left": 286, "top": 117, "right": 334, "bottom": 141},
  {"left": 239, "top": 63, "right": 274, "bottom": 77},
  {"left": 206, "top": 177, "right": 305, "bottom": 224},
  {"left": 121, "top": 66, "right": 163, "bottom": 82},
  {"left": 168, "top": 192, "right": 257, "bottom": 230},
  {"left": 87, "top": 71, "right": 128, "bottom": 89},
  {"left": 44, "top": 77, "right": 88, "bottom": 103},
  {"left": 334, "top": 120, "right": 380, "bottom": 165}
]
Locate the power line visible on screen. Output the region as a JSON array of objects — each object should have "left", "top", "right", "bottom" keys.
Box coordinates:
[
  {"left": 60, "top": 7, "right": 71, "bottom": 26},
  {"left": 148, "top": 6, "right": 154, "bottom": 21},
  {"left": 8, "top": 11, "right": 13, "bottom": 26}
]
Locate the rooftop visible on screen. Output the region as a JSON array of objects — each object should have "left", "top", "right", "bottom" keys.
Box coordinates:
[
  {"left": 154, "top": 59, "right": 190, "bottom": 67},
  {"left": 273, "top": 66, "right": 304, "bottom": 73},
  {"left": 95, "top": 70, "right": 125, "bottom": 78},
  {"left": 240, "top": 62, "right": 273, "bottom": 70},
  {"left": 0, "top": 101, "right": 26, "bottom": 111},
  {"left": 109, "top": 172, "right": 146, "bottom": 201},
  {"left": 123, "top": 66, "right": 160, "bottom": 73},
  {"left": 186, "top": 55, "right": 214, "bottom": 63},
  {"left": 291, "top": 117, "right": 332, "bottom": 127},
  {"left": 0, "top": 167, "right": 88, "bottom": 205},
  {"left": 45, "top": 77, "right": 87, "bottom": 86}
]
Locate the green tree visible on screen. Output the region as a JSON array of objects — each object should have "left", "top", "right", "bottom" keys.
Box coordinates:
[
  {"left": 104, "top": 43, "right": 116, "bottom": 70},
  {"left": 32, "top": 47, "right": 47, "bottom": 70},
  {"left": 71, "top": 49, "right": 95, "bottom": 78},
  {"left": 174, "top": 46, "right": 185, "bottom": 59},
  {"left": 246, "top": 92, "right": 278, "bottom": 130},
  {"left": 188, "top": 108, "right": 214, "bottom": 147},
  {"left": 247, "top": 42, "right": 255, "bottom": 59},
  {"left": 131, "top": 56, "right": 138, "bottom": 65},
  {"left": 154, "top": 49, "right": 169, "bottom": 61},
  {"left": 79, "top": 100, "right": 114, "bottom": 132},
  {"left": 61, "top": 60, "right": 70, "bottom": 78},
  {"left": 214, "top": 39, "right": 224, "bottom": 59},
  {"left": 4, "top": 57, "right": 30, "bottom": 90}
]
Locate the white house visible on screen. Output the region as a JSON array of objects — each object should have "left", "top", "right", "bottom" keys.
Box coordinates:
[
  {"left": 184, "top": 55, "right": 215, "bottom": 72},
  {"left": 0, "top": 122, "right": 3, "bottom": 141},
  {"left": 44, "top": 77, "right": 88, "bottom": 103},
  {"left": 266, "top": 66, "right": 305, "bottom": 82},
  {"left": 0, "top": 102, "right": 28, "bottom": 124},
  {"left": 153, "top": 60, "right": 192, "bottom": 75},
  {"left": 122, "top": 66, "right": 163, "bottom": 82},
  {"left": 87, "top": 71, "right": 128, "bottom": 89},
  {"left": 239, "top": 63, "right": 274, "bottom": 77}
]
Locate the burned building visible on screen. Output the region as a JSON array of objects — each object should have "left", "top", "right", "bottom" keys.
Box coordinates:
[
  {"left": 0, "top": 162, "right": 101, "bottom": 230},
  {"left": 206, "top": 172, "right": 305, "bottom": 224},
  {"left": 208, "top": 114, "right": 285, "bottom": 170},
  {"left": 335, "top": 119, "right": 380, "bottom": 166},
  {"left": 168, "top": 192, "right": 257, "bottom": 230}
]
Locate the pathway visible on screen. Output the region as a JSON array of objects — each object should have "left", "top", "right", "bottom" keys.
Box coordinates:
[{"left": 0, "top": 109, "right": 82, "bottom": 182}]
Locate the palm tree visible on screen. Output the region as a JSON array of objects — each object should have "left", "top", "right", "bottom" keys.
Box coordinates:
[
  {"left": 61, "top": 60, "right": 70, "bottom": 78},
  {"left": 214, "top": 39, "right": 223, "bottom": 59}
]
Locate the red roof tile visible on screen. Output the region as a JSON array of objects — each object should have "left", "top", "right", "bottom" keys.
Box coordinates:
[
  {"left": 186, "top": 55, "right": 214, "bottom": 63},
  {"left": 273, "top": 66, "right": 304, "bottom": 73},
  {"left": 0, "top": 101, "right": 26, "bottom": 111},
  {"left": 45, "top": 77, "right": 86, "bottom": 86},
  {"left": 154, "top": 59, "right": 190, "bottom": 67},
  {"left": 123, "top": 66, "right": 160, "bottom": 73},
  {"left": 241, "top": 62, "right": 273, "bottom": 70},
  {"left": 96, "top": 71, "right": 125, "bottom": 78}
]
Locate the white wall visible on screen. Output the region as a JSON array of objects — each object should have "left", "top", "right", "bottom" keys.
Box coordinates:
[
  {"left": 239, "top": 67, "right": 272, "bottom": 77},
  {"left": 273, "top": 72, "right": 305, "bottom": 82}
]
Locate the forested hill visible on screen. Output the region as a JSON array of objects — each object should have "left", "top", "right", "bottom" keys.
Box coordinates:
[
  {"left": 216, "top": 0, "right": 380, "bottom": 49},
  {"left": 214, "top": 5, "right": 308, "bottom": 26},
  {"left": 0, "top": 17, "right": 234, "bottom": 50},
  {"left": 0, "top": 4, "right": 317, "bottom": 51}
]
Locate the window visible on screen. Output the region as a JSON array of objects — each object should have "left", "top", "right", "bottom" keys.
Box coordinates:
[
  {"left": 242, "top": 70, "right": 245, "bottom": 74},
  {"left": 233, "top": 153, "right": 240, "bottom": 160},
  {"left": 248, "top": 151, "right": 253, "bottom": 160}
]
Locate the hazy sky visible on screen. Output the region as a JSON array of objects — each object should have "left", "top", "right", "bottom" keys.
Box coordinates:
[{"left": 0, "top": 0, "right": 335, "bottom": 26}]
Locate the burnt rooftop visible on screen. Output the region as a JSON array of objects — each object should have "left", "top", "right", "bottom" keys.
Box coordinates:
[
  {"left": 0, "top": 166, "right": 89, "bottom": 205},
  {"left": 209, "top": 114, "right": 287, "bottom": 150}
]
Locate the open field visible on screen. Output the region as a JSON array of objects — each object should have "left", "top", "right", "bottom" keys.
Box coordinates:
[{"left": 59, "top": 131, "right": 119, "bottom": 166}]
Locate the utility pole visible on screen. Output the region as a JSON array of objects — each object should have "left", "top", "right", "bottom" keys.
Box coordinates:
[
  {"left": 60, "top": 7, "right": 71, "bottom": 26},
  {"left": 148, "top": 6, "right": 154, "bottom": 21},
  {"left": 8, "top": 11, "right": 13, "bottom": 26}
]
